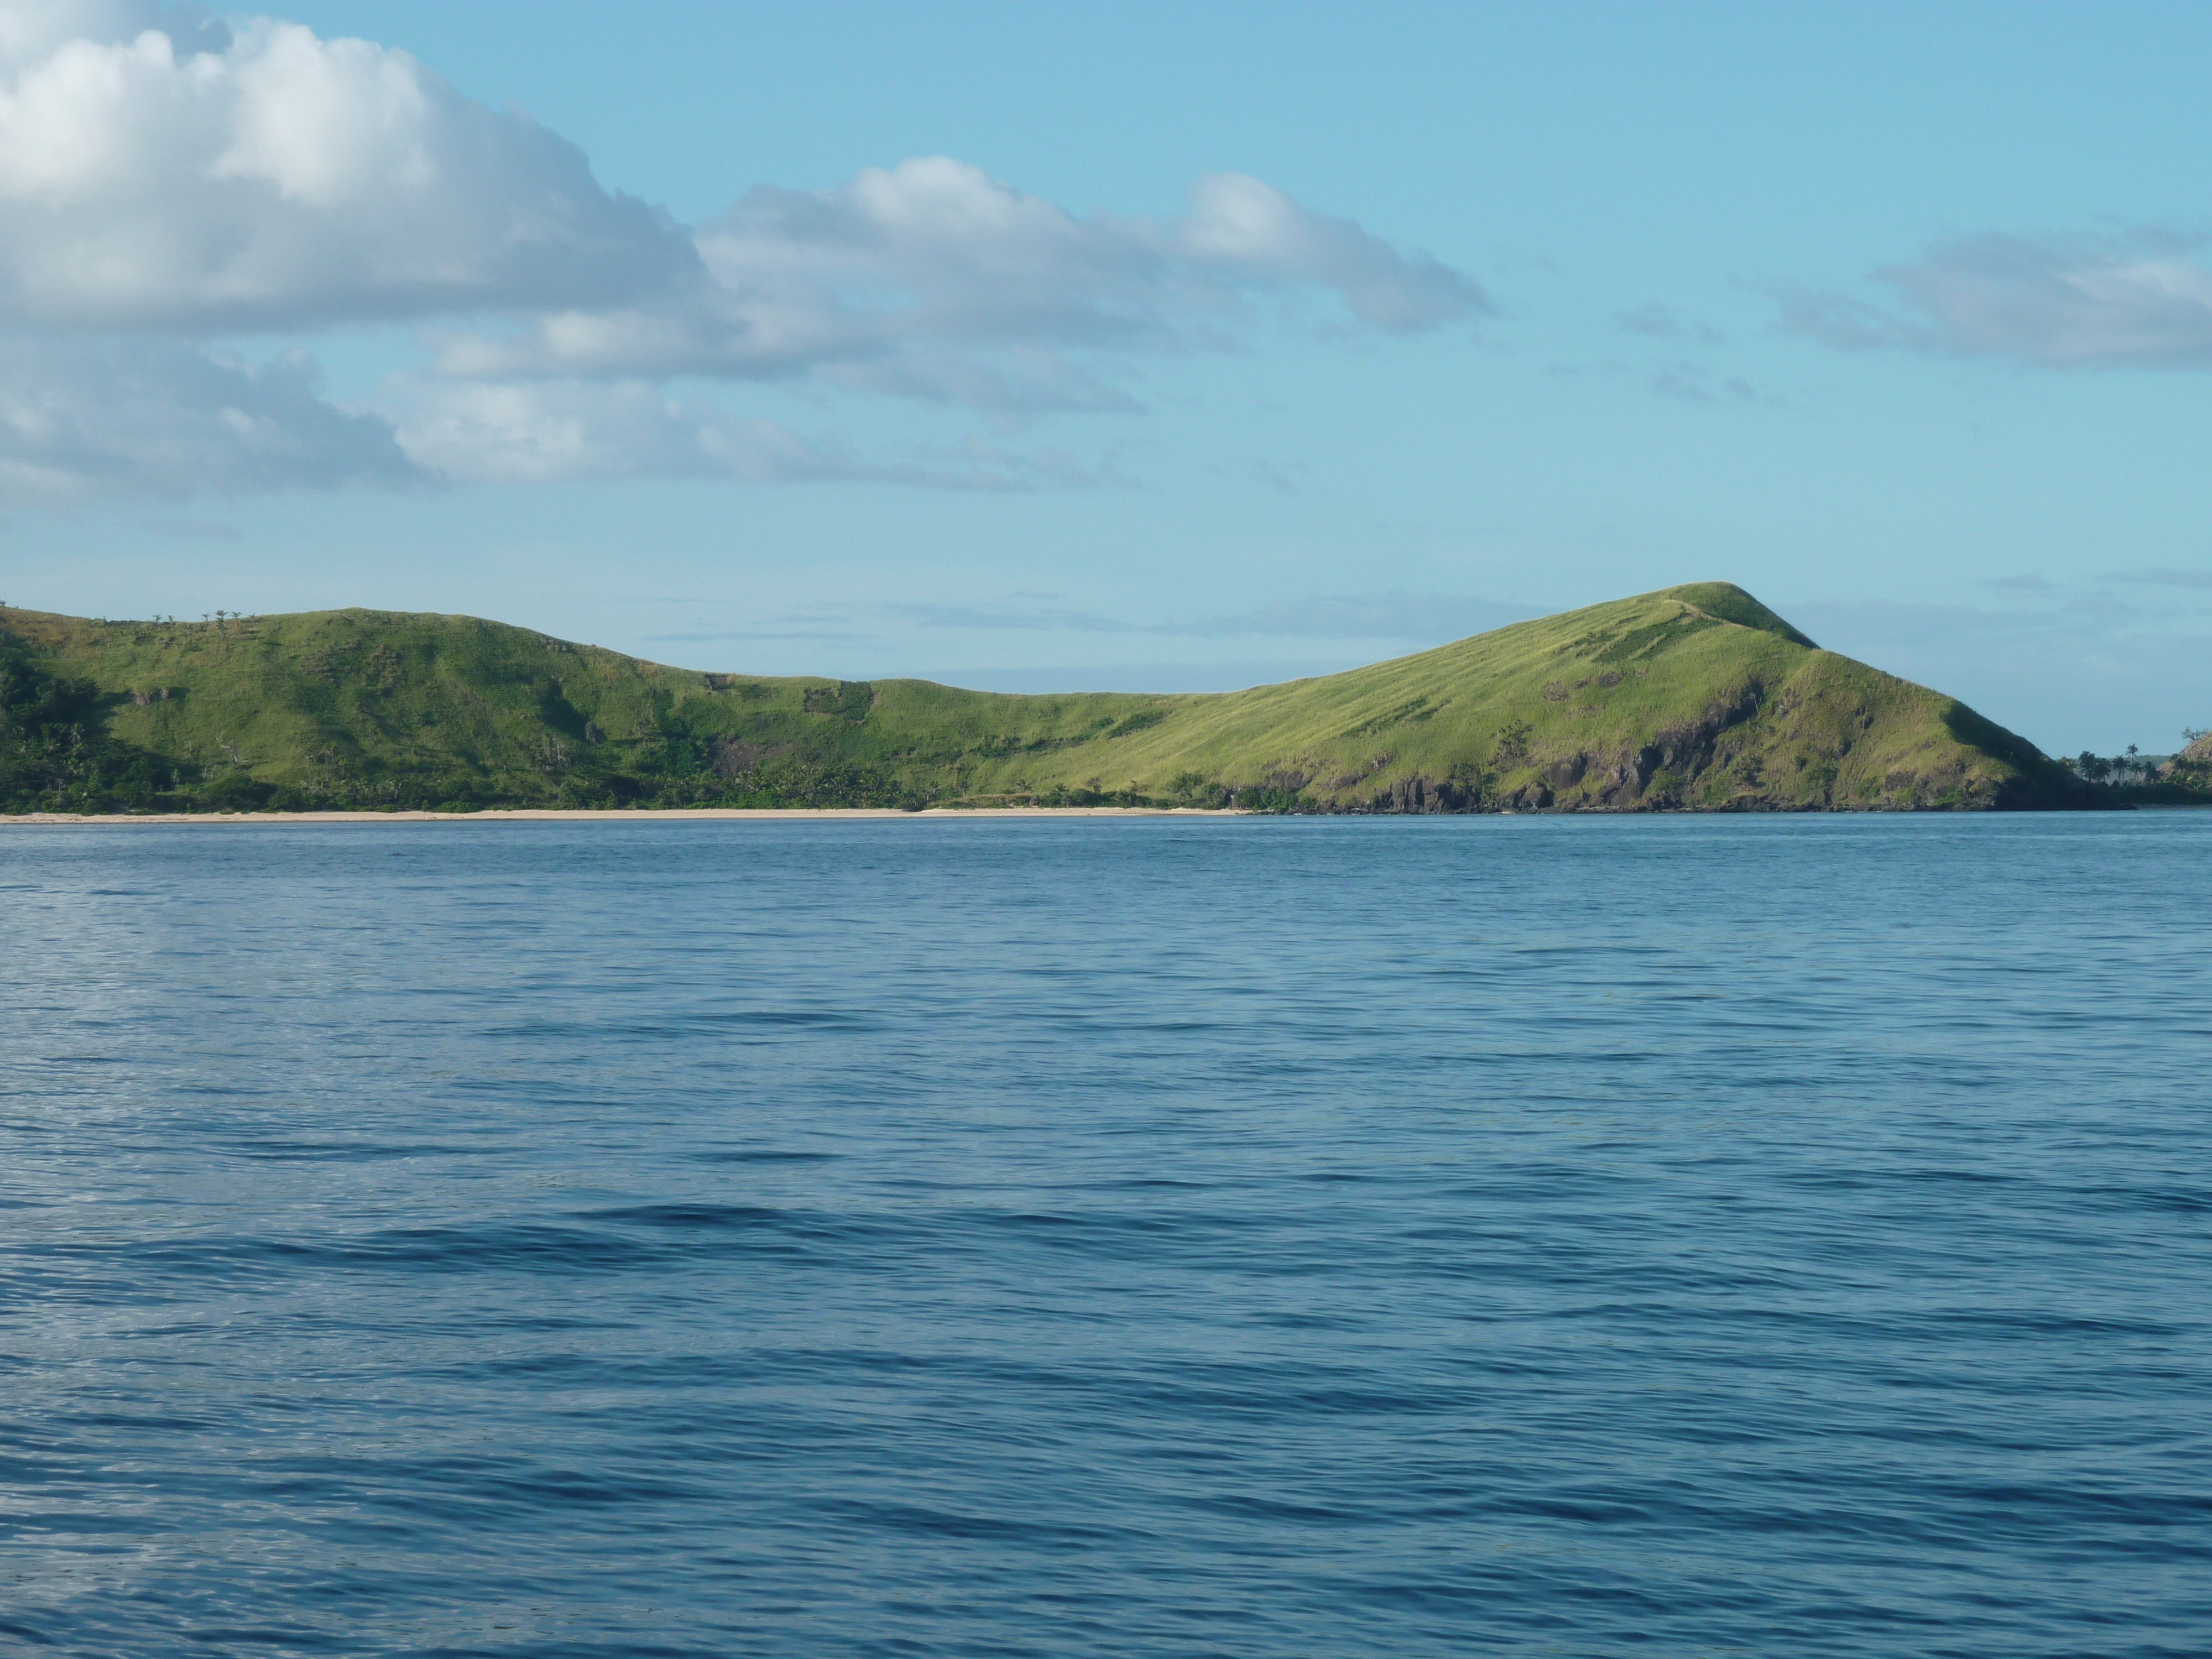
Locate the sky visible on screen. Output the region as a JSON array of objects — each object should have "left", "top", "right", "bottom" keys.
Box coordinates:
[{"left": 2, "top": 2, "right": 2209, "bottom": 752}]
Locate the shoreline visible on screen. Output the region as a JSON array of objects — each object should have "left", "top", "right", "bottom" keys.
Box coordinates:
[
  {"left": 1, "top": 806, "right": 1250, "bottom": 825},
  {"left": 6, "top": 803, "right": 2197, "bottom": 826}
]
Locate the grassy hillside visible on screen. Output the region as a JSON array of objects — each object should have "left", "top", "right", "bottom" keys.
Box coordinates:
[{"left": 0, "top": 583, "right": 2095, "bottom": 813}]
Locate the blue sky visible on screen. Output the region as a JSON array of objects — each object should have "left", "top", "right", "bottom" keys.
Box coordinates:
[{"left": 3, "top": 1, "right": 2209, "bottom": 752}]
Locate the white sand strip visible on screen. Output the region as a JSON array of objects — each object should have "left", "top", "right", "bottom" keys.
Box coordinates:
[{"left": 3, "top": 807, "right": 1248, "bottom": 825}]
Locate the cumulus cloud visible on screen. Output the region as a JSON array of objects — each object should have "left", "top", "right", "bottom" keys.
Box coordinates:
[
  {"left": 0, "top": 9, "right": 1487, "bottom": 497},
  {"left": 432, "top": 158, "right": 1489, "bottom": 404},
  {"left": 0, "top": 8, "right": 693, "bottom": 330},
  {"left": 0, "top": 334, "right": 414, "bottom": 503},
  {"left": 1785, "top": 228, "right": 2212, "bottom": 367},
  {"left": 0, "top": 1, "right": 227, "bottom": 67}
]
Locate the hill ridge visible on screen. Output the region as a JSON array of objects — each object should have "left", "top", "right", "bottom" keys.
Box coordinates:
[{"left": 0, "top": 585, "right": 2098, "bottom": 813}]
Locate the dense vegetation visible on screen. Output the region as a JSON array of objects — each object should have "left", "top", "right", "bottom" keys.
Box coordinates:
[
  {"left": 0, "top": 584, "right": 2108, "bottom": 813},
  {"left": 2095, "top": 731, "right": 2212, "bottom": 805},
  {"left": 0, "top": 646, "right": 195, "bottom": 812}
]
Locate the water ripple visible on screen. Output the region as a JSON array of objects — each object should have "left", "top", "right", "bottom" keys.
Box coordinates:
[{"left": 1, "top": 814, "right": 2208, "bottom": 1656}]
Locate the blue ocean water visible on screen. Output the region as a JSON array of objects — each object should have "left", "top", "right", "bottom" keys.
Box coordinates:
[{"left": 2, "top": 814, "right": 2208, "bottom": 1657}]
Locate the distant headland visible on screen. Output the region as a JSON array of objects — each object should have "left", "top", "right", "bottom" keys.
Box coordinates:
[{"left": 2, "top": 583, "right": 2195, "bottom": 816}]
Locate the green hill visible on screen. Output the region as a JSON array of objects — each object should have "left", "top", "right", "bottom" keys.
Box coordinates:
[{"left": 0, "top": 583, "right": 2096, "bottom": 813}]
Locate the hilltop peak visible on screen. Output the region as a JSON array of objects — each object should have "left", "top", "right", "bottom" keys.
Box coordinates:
[{"left": 1651, "top": 584, "right": 1818, "bottom": 650}]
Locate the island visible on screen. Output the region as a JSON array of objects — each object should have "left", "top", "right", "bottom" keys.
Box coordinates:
[{"left": 0, "top": 583, "right": 2164, "bottom": 816}]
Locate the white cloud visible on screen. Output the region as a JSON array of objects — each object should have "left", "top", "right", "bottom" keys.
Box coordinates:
[
  {"left": 393, "top": 380, "right": 836, "bottom": 486},
  {"left": 393, "top": 378, "right": 1104, "bottom": 491},
  {"left": 0, "top": 11, "right": 693, "bottom": 330},
  {"left": 0, "top": 11, "right": 1487, "bottom": 497},
  {"left": 433, "top": 158, "right": 1489, "bottom": 405},
  {"left": 0, "top": 2, "right": 222, "bottom": 69},
  {"left": 0, "top": 335, "right": 415, "bottom": 503},
  {"left": 1172, "top": 171, "right": 1484, "bottom": 328},
  {"left": 1785, "top": 229, "right": 2212, "bottom": 367}
]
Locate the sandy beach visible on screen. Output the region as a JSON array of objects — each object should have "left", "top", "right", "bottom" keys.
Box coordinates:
[{"left": 3, "top": 807, "right": 1248, "bottom": 825}]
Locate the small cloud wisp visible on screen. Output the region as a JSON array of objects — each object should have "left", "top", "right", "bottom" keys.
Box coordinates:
[{"left": 1784, "top": 227, "right": 2212, "bottom": 369}]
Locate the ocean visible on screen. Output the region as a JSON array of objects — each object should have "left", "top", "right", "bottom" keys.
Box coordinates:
[{"left": 3, "top": 814, "right": 2208, "bottom": 1656}]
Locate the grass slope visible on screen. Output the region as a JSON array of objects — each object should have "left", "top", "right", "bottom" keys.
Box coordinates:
[{"left": 0, "top": 583, "right": 2093, "bottom": 813}]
